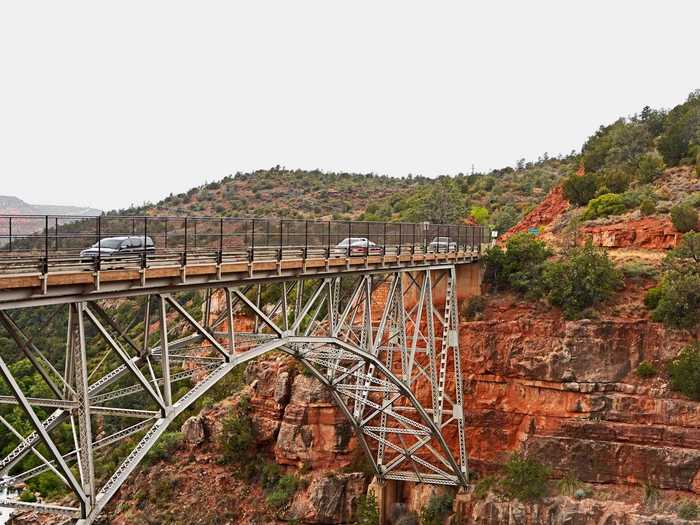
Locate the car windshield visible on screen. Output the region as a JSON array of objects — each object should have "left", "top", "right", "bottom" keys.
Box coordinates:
[
  {"left": 92, "top": 239, "right": 123, "bottom": 250},
  {"left": 431, "top": 237, "right": 450, "bottom": 243}
]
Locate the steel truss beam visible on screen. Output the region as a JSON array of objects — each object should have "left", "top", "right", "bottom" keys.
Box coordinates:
[{"left": 0, "top": 264, "right": 469, "bottom": 524}]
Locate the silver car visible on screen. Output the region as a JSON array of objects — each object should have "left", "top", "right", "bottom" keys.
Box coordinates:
[
  {"left": 335, "top": 237, "right": 382, "bottom": 256},
  {"left": 80, "top": 236, "right": 155, "bottom": 258}
]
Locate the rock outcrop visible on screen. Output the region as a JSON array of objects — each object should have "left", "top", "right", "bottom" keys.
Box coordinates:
[
  {"left": 580, "top": 217, "right": 681, "bottom": 250},
  {"left": 501, "top": 185, "right": 570, "bottom": 241},
  {"left": 289, "top": 473, "right": 366, "bottom": 523},
  {"left": 455, "top": 493, "right": 693, "bottom": 525},
  {"left": 245, "top": 358, "right": 357, "bottom": 469}
]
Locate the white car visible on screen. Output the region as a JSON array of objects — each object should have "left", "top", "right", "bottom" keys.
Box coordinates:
[
  {"left": 428, "top": 236, "right": 457, "bottom": 252},
  {"left": 335, "top": 237, "right": 382, "bottom": 256}
]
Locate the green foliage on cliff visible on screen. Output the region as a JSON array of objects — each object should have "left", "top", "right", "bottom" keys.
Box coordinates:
[
  {"left": 500, "top": 454, "right": 551, "bottom": 501},
  {"left": 220, "top": 396, "right": 256, "bottom": 470},
  {"left": 265, "top": 474, "right": 301, "bottom": 510},
  {"left": 483, "top": 233, "right": 551, "bottom": 298},
  {"left": 645, "top": 232, "right": 700, "bottom": 329},
  {"left": 563, "top": 171, "right": 597, "bottom": 206},
  {"left": 637, "top": 152, "right": 666, "bottom": 183},
  {"left": 143, "top": 432, "right": 183, "bottom": 467},
  {"left": 356, "top": 490, "right": 380, "bottom": 525},
  {"left": 486, "top": 235, "right": 622, "bottom": 318},
  {"left": 636, "top": 361, "right": 658, "bottom": 378},
  {"left": 678, "top": 500, "right": 699, "bottom": 520},
  {"left": 582, "top": 193, "right": 628, "bottom": 220},
  {"left": 668, "top": 343, "right": 700, "bottom": 401},
  {"left": 419, "top": 493, "right": 454, "bottom": 525},
  {"left": 543, "top": 242, "right": 623, "bottom": 319},
  {"left": 559, "top": 91, "right": 700, "bottom": 210},
  {"left": 670, "top": 203, "right": 698, "bottom": 233}
]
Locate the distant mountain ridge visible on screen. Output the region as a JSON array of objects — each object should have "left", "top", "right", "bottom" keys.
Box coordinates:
[
  {"left": 0, "top": 195, "right": 101, "bottom": 217},
  {"left": 0, "top": 195, "right": 102, "bottom": 237}
]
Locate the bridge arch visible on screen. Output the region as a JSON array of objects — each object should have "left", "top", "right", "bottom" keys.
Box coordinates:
[{"left": 0, "top": 264, "right": 472, "bottom": 524}]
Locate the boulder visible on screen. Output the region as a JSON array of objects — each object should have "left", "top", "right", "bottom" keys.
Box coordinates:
[{"left": 181, "top": 415, "right": 206, "bottom": 446}]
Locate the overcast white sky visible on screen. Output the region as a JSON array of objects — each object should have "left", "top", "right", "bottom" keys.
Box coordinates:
[{"left": 0, "top": 1, "right": 698, "bottom": 211}]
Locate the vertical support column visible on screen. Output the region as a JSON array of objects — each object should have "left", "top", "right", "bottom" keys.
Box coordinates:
[
  {"left": 449, "top": 265, "right": 468, "bottom": 480},
  {"left": 63, "top": 304, "right": 75, "bottom": 399},
  {"left": 282, "top": 282, "right": 290, "bottom": 331},
  {"left": 142, "top": 295, "right": 151, "bottom": 357},
  {"left": 295, "top": 279, "right": 304, "bottom": 331},
  {"left": 254, "top": 284, "right": 262, "bottom": 334},
  {"left": 203, "top": 289, "right": 212, "bottom": 329},
  {"left": 424, "top": 270, "right": 441, "bottom": 424},
  {"left": 159, "top": 295, "right": 172, "bottom": 408},
  {"left": 72, "top": 303, "right": 96, "bottom": 509},
  {"left": 226, "top": 288, "right": 236, "bottom": 355}
]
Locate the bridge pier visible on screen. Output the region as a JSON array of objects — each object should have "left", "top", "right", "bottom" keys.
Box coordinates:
[{"left": 368, "top": 478, "right": 400, "bottom": 525}]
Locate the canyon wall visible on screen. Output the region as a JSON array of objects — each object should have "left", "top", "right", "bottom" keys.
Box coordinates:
[{"left": 457, "top": 308, "right": 700, "bottom": 493}]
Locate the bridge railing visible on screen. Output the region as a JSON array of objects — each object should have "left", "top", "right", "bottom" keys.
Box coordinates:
[{"left": 0, "top": 215, "right": 491, "bottom": 274}]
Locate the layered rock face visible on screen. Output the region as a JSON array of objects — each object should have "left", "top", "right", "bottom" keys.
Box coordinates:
[
  {"left": 580, "top": 217, "right": 681, "bottom": 250},
  {"left": 458, "top": 305, "right": 700, "bottom": 493},
  {"left": 455, "top": 493, "right": 692, "bottom": 525}
]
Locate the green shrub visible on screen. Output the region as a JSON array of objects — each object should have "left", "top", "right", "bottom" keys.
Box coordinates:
[
  {"left": 220, "top": 397, "right": 256, "bottom": 470},
  {"left": 461, "top": 295, "right": 486, "bottom": 320},
  {"left": 557, "top": 472, "right": 583, "bottom": 497},
  {"left": 260, "top": 462, "right": 283, "bottom": 490},
  {"left": 143, "top": 432, "right": 182, "bottom": 466},
  {"left": 621, "top": 261, "right": 658, "bottom": 280},
  {"left": 644, "top": 286, "right": 663, "bottom": 310},
  {"left": 500, "top": 454, "right": 551, "bottom": 501},
  {"left": 582, "top": 193, "right": 627, "bottom": 220},
  {"left": 483, "top": 233, "right": 551, "bottom": 298},
  {"left": 420, "top": 493, "right": 453, "bottom": 525},
  {"left": 563, "top": 171, "right": 597, "bottom": 206},
  {"left": 469, "top": 206, "right": 490, "bottom": 225},
  {"left": 473, "top": 475, "right": 498, "bottom": 500},
  {"left": 677, "top": 500, "right": 699, "bottom": 520},
  {"left": 637, "top": 152, "right": 666, "bottom": 183},
  {"left": 668, "top": 344, "right": 700, "bottom": 401},
  {"left": 685, "top": 193, "right": 700, "bottom": 209},
  {"left": 644, "top": 481, "right": 660, "bottom": 509},
  {"left": 657, "top": 92, "right": 700, "bottom": 166},
  {"left": 640, "top": 197, "right": 656, "bottom": 215},
  {"left": 356, "top": 490, "right": 380, "bottom": 525},
  {"left": 597, "top": 167, "right": 631, "bottom": 194},
  {"left": 636, "top": 361, "right": 657, "bottom": 378},
  {"left": 671, "top": 203, "right": 698, "bottom": 233},
  {"left": 543, "top": 242, "right": 623, "bottom": 319},
  {"left": 648, "top": 272, "right": 700, "bottom": 329},
  {"left": 491, "top": 205, "right": 521, "bottom": 236},
  {"left": 266, "top": 474, "right": 300, "bottom": 510},
  {"left": 18, "top": 489, "right": 37, "bottom": 503}
]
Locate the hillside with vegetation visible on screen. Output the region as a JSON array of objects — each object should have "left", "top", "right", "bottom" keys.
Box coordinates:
[
  {"left": 5, "top": 90, "right": 700, "bottom": 524},
  {"left": 562, "top": 90, "right": 700, "bottom": 224}
]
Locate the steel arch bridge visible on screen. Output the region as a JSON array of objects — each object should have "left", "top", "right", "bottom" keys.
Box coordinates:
[{"left": 0, "top": 215, "right": 488, "bottom": 523}]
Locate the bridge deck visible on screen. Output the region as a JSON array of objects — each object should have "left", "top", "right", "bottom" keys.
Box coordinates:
[
  {"left": 0, "top": 248, "right": 481, "bottom": 308},
  {"left": 0, "top": 215, "right": 490, "bottom": 308}
]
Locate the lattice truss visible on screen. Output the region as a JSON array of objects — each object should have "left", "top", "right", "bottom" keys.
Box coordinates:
[{"left": 0, "top": 266, "right": 467, "bottom": 523}]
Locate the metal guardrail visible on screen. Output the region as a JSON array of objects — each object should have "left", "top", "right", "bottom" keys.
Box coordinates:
[{"left": 0, "top": 215, "right": 490, "bottom": 275}]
